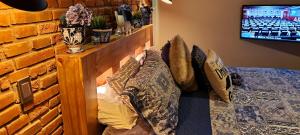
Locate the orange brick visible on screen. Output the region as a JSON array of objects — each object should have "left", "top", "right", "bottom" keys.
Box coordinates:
[
  {"left": 58, "top": 104, "right": 61, "bottom": 113},
  {"left": 2, "top": 41, "right": 33, "bottom": 58},
  {"left": 0, "top": 77, "right": 10, "bottom": 90},
  {"left": 43, "top": 115, "right": 62, "bottom": 134},
  {"left": 0, "top": 60, "right": 14, "bottom": 76},
  {"left": 0, "top": 11, "right": 10, "bottom": 26},
  {"left": 11, "top": 10, "right": 52, "bottom": 24},
  {"left": 39, "top": 72, "right": 57, "bottom": 89},
  {"left": 6, "top": 115, "right": 29, "bottom": 134},
  {"left": 0, "top": 2, "right": 11, "bottom": 10},
  {"left": 37, "top": 22, "right": 58, "bottom": 34},
  {"left": 86, "top": 0, "right": 96, "bottom": 7},
  {"left": 32, "top": 36, "right": 52, "bottom": 49},
  {"left": 0, "top": 29, "right": 14, "bottom": 44},
  {"left": 0, "top": 128, "right": 7, "bottom": 135},
  {"left": 51, "top": 126, "right": 63, "bottom": 135},
  {"left": 0, "top": 91, "right": 15, "bottom": 110},
  {"left": 30, "top": 63, "right": 47, "bottom": 79},
  {"left": 49, "top": 95, "right": 60, "bottom": 108},
  {"left": 15, "top": 120, "right": 42, "bottom": 135},
  {"left": 40, "top": 107, "right": 58, "bottom": 126},
  {"left": 14, "top": 48, "right": 55, "bottom": 69},
  {"left": 52, "top": 9, "right": 66, "bottom": 20},
  {"left": 51, "top": 33, "right": 63, "bottom": 44},
  {"left": 47, "top": 0, "right": 58, "bottom": 8},
  {"left": 46, "top": 59, "right": 56, "bottom": 72},
  {"left": 7, "top": 68, "right": 29, "bottom": 83},
  {"left": 0, "top": 104, "right": 21, "bottom": 126},
  {"left": 23, "top": 102, "right": 34, "bottom": 112},
  {"left": 14, "top": 25, "right": 38, "bottom": 39},
  {"left": 57, "top": 0, "right": 73, "bottom": 8},
  {"left": 31, "top": 79, "right": 40, "bottom": 92},
  {"left": 34, "top": 84, "right": 59, "bottom": 105},
  {"left": 28, "top": 103, "right": 48, "bottom": 121}
]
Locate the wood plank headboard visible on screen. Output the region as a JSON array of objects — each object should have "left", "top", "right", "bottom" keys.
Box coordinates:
[{"left": 56, "top": 25, "right": 153, "bottom": 135}]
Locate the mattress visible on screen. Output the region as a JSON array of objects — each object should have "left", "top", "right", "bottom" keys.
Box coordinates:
[{"left": 102, "top": 67, "right": 300, "bottom": 135}]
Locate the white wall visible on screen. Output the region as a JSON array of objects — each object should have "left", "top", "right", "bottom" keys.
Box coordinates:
[{"left": 155, "top": 0, "right": 300, "bottom": 69}]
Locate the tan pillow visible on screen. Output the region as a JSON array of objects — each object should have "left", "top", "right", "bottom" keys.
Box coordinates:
[
  {"left": 97, "top": 84, "right": 138, "bottom": 129},
  {"left": 204, "top": 49, "right": 232, "bottom": 103},
  {"left": 169, "top": 35, "right": 198, "bottom": 92}
]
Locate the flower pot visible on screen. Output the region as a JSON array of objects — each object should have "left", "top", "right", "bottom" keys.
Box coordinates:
[
  {"left": 132, "top": 19, "right": 143, "bottom": 28},
  {"left": 92, "top": 28, "right": 112, "bottom": 43},
  {"left": 61, "top": 27, "right": 84, "bottom": 53}
]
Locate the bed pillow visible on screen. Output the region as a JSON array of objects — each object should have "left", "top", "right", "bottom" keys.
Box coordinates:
[
  {"left": 97, "top": 84, "right": 138, "bottom": 129},
  {"left": 123, "top": 50, "right": 181, "bottom": 135},
  {"left": 204, "top": 49, "right": 232, "bottom": 103},
  {"left": 160, "top": 41, "right": 171, "bottom": 66},
  {"left": 191, "top": 45, "right": 210, "bottom": 89},
  {"left": 169, "top": 35, "right": 198, "bottom": 92},
  {"left": 107, "top": 57, "right": 140, "bottom": 95}
]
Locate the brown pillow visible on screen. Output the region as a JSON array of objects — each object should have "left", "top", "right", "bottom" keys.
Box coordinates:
[
  {"left": 204, "top": 49, "right": 232, "bottom": 103},
  {"left": 169, "top": 35, "right": 198, "bottom": 92}
]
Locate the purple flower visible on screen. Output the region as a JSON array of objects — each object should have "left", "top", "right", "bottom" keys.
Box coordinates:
[{"left": 65, "top": 4, "right": 92, "bottom": 26}]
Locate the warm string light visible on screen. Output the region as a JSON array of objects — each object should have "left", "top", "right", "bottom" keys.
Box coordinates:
[{"left": 162, "top": 0, "right": 172, "bottom": 4}]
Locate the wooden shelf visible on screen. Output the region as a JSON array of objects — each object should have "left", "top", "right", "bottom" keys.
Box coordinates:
[{"left": 56, "top": 25, "right": 153, "bottom": 135}]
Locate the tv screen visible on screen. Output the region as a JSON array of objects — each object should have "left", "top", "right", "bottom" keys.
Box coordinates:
[{"left": 241, "top": 5, "right": 300, "bottom": 42}]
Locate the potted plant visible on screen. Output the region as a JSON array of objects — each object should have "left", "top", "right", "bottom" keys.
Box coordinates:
[
  {"left": 91, "top": 16, "right": 112, "bottom": 43},
  {"left": 60, "top": 4, "right": 92, "bottom": 53},
  {"left": 132, "top": 11, "right": 143, "bottom": 28}
]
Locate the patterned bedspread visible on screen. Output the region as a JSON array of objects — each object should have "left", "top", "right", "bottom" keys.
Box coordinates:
[{"left": 210, "top": 67, "right": 300, "bottom": 135}]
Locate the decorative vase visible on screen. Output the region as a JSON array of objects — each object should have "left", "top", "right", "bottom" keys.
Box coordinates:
[
  {"left": 92, "top": 28, "right": 112, "bottom": 43},
  {"left": 132, "top": 19, "right": 143, "bottom": 28},
  {"left": 61, "top": 27, "right": 84, "bottom": 53}
]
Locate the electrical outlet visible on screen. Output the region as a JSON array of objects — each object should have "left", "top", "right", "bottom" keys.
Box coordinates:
[{"left": 17, "top": 77, "right": 33, "bottom": 106}]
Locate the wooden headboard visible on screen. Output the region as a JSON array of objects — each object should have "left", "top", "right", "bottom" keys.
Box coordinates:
[{"left": 56, "top": 25, "right": 153, "bottom": 135}]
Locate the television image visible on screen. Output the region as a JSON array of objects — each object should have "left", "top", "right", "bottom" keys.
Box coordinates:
[{"left": 241, "top": 5, "right": 300, "bottom": 42}]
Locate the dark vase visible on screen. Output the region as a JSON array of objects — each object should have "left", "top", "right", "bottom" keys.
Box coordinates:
[
  {"left": 141, "top": 6, "right": 151, "bottom": 25},
  {"left": 92, "top": 28, "right": 112, "bottom": 43},
  {"left": 132, "top": 19, "right": 143, "bottom": 28}
]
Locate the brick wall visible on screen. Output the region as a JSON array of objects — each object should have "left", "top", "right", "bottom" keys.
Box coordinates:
[{"left": 0, "top": 0, "right": 148, "bottom": 134}]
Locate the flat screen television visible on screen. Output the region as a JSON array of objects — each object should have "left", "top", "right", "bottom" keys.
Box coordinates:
[{"left": 241, "top": 5, "right": 300, "bottom": 42}]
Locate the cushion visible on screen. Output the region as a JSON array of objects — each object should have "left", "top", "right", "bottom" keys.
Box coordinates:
[
  {"left": 169, "top": 35, "right": 198, "bottom": 92},
  {"left": 191, "top": 45, "right": 210, "bottom": 89},
  {"left": 204, "top": 49, "right": 232, "bottom": 103},
  {"left": 107, "top": 57, "right": 140, "bottom": 95},
  {"left": 160, "top": 41, "right": 171, "bottom": 66},
  {"left": 97, "top": 84, "right": 138, "bottom": 129},
  {"left": 122, "top": 50, "right": 181, "bottom": 135},
  {"left": 102, "top": 118, "right": 155, "bottom": 135}
]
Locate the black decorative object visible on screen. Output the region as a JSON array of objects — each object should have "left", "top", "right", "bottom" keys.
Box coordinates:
[
  {"left": 1, "top": 0, "right": 47, "bottom": 11},
  {"left": 140, "top": 5, "right": 152, "bottom": 25},
  {"left": 117, "top": 4, "right": 133, "bottom": 22}
]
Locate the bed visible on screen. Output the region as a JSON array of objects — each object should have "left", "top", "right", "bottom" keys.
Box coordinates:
[{"left": 56, "top": 24, "right": 300, "bottom": 135}]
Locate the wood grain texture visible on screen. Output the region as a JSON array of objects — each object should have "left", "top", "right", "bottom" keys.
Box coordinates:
[{"left": 56, "top": 25, "right": 153, "bottom": 135}]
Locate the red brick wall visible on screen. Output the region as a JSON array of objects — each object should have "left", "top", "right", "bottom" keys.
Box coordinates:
[{"left": 0, "top": 0, "right": 141, "bottom": 134}]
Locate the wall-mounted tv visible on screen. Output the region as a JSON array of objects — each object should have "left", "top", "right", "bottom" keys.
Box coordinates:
[{"left": 241, "top": 5, "right": 300, "bottom": 42}]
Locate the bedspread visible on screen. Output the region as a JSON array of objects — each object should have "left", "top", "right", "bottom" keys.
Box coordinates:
[{"left": 210, "top": 67, "right": 300, "bottom": 135}]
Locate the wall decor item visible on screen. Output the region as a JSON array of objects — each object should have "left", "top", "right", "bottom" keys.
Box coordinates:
[
  {"left": 60, "top": 4, "right": 92, "bottom": 53},
  {"left": 17, "top": 77, "right": 33, "bottom": 112},
  {"left": 91, "top": 16, "right": 112, "bottom": 43}
]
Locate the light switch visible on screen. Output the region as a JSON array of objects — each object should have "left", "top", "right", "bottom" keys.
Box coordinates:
[{"left": 17, "top": 77, "right": 33, "bottom": 106}]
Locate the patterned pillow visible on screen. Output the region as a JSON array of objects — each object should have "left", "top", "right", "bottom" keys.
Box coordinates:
[
  {"left": 204, "top": 49, "right": 233, "bottom": 103},
  {"left": 169, "top": 35, "right": 198, "bottom": 92},
  {"left": 107, "top": 57, "right": 140, "bottom": 95},
  {"left": 122, "top": 50, "right": 181, "bottom": 135},
  {"left": 191, "top": 45, "right": 210, "bottom": 89},
  {"left": 160, "top": 41, "right": 171, "bottom": 66}
]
